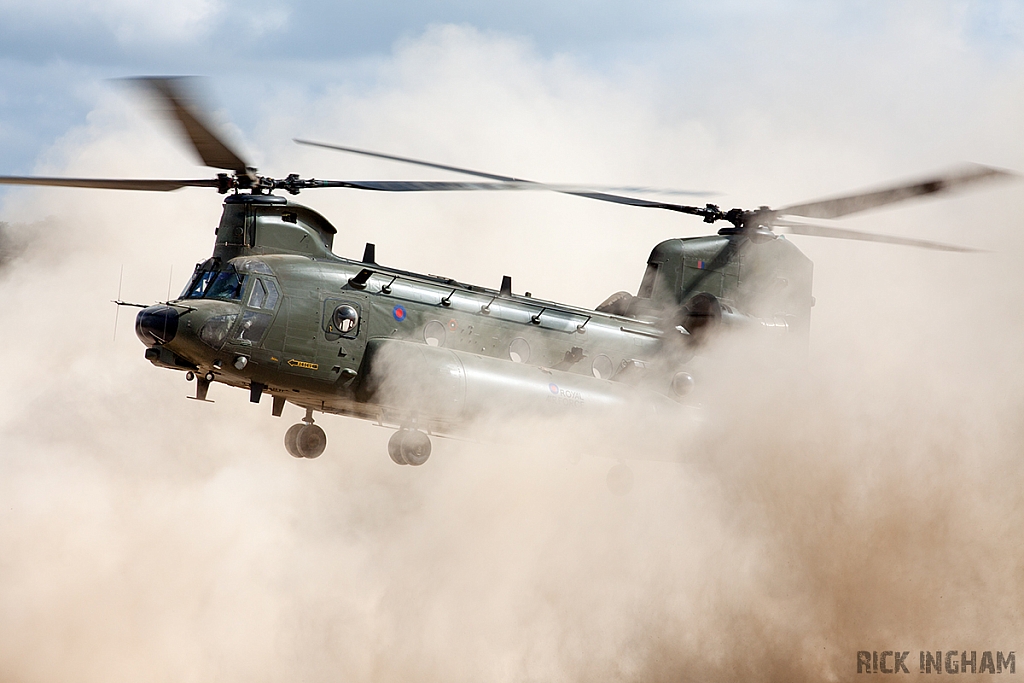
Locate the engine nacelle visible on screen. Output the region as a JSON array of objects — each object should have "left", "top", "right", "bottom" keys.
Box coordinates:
[{"left": 679, "top": 292, "right": 791, "bottom": 342}]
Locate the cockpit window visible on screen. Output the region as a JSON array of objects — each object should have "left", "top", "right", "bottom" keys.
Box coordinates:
[
  {"left": 263, "top": 279, "right": 280, "bottom": 309},
  {"left": 230, "top": 257, "right": 274, "bottom": 276},
  {"left": 248, "top": 278, "right": 268, "bottom": 308},
  {"left": 182, "top": 265, "right": 247, "bottom": 302},
  {"left": 205, "top": 271, "right": 246, "bottom": 300},
  {"left": 184, "top": 271, "right": 215, "bottom": 299},
  {"left": 246, "top": 277, "right": 280, "bottom": 310}
]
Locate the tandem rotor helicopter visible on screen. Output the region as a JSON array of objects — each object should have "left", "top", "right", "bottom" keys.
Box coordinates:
[{"left": 0, "top": 78, "right": 1012, "bottom": 473}]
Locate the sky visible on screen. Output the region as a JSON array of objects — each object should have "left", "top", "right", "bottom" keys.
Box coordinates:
[
  {"left": 3, "top": 2, "right": 1024, "bottom": 682},
  {"left": 1, "top": 1, "right": 1022, "bottom": 174}
]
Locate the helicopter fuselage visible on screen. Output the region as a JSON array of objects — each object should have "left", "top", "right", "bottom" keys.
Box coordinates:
[{"left": 134, "top": 192, "right": 813, "bottom": 458}]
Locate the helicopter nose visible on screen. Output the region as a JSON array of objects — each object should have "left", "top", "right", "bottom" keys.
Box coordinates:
[{"left": 135, "top": 305, "right": 179, "bottom": 347}]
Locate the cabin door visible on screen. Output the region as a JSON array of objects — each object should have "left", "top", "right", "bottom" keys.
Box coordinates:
[{"left": 319, "top": 293, "right": 370, "bottom": 384}]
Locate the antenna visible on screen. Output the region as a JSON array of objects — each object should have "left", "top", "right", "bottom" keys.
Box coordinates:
[
  {"left": 166, "top": 264, "right": 174, "bottom": 301},
  {"left": 113, "top": 265, "right": 124, "bottom": 342},
  {"left": 362, "top": 242, "right": 376, "bottom": 264}
]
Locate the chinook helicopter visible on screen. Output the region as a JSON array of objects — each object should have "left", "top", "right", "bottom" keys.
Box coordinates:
[{"left": 0, "top": 78, "right": 1010, "bottom": 472}]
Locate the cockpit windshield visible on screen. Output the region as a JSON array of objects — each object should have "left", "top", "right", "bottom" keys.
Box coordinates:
[{"left": 182, "top": 264, "right": 247, "bottom": 302}]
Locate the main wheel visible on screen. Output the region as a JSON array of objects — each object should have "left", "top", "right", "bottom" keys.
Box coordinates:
[
  {"left": 400, "top": 430, "right": 431, "bottom": 466},
  {"left": 388, "top": 430, "right": 408, "bottom": 465},
  {"left": 284, "top": 423, "right": 305, "bottom": 458},
  {"left": 606, "top": 463, "right": 634, "bottom": 495},
  {"left": 295, "top": 424, "right": 327, "bottom": 459}
]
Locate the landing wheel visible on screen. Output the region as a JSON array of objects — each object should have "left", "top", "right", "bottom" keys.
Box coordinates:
[
  {"left": 401, "top": 430, "right": 431, "bottom": 466},
  {"left": 387, "top": 429, "right": 432, "bottom": 466},
  {"left": 606, "top": 462, "right": 634, "bottom": 495},
  {"left": 285, "top": 423, "right": 305, "bottom": 458},
  {"left": 285, "top": 423, "right": 327, "bottom": 459},
  {"left": 388, "top": 430, "right": 408, "bottom": 465},
  {"left": 296, "top": 424, "right": 327, "bottom": 458}
]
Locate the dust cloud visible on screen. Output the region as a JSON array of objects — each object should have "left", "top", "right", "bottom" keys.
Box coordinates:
[
  {"left": 0, "top": 221, "right": 29, "bottom": 272},
  {"left": 3, "top": 22, "right": 1024, "bottom": 683}
]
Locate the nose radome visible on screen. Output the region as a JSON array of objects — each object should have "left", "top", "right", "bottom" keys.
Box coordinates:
[{"left": 135, "top": 305, "right": 179, "bottom": 347}]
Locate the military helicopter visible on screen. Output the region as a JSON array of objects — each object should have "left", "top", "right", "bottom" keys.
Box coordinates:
[{"left": 0, "top": 78, "right": 1010, "bottom": 473}]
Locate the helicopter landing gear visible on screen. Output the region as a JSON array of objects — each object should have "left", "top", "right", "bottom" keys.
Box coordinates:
[
  {"left": 387, "top": 429, "right": 432, "bottom": 466},
  {"left": 285, "top": 423, "right": 327, "bottom": 459},
  {"left": 386, "top": 431, "right": 405, "bottom": 465},
  {"left": 606, "top": 462, "right": 634, "bottom": 495},
  {"left": 285, "top": 409, "right": 327, "bottom": 459}
]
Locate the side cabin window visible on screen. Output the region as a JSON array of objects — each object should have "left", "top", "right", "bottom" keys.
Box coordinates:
[
  {"left": 333, "top": 305, "right": 359, "bottom": 334},
  {"left": 323, "top": 300, "right": 361, "bottom": 339}
]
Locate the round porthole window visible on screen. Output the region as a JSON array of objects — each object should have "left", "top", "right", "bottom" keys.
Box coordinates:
[
  {"left": 509, "top": 338, "right": 530, "bottom": 363},
  {"left": 591, "top": 354, "right": 613, "bottom": 379},
  {"left": 671, "top": 371, "right": 695, "bottom": 397},
  {"left": 332, "top": 305, "right": 359, "bottom": 334},
  {"left": 423, "top": 320, "right": 446, "bottom": 347}
]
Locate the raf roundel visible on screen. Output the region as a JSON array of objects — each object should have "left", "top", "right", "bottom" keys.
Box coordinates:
[
  {"left": 392, "top": 305, "right": 407, "bottom": 322},
  {"left": 549, "top": 383, "right": 559, "bottom": 395}
]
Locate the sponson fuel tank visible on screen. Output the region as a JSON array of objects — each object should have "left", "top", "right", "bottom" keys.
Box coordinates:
[{"left": 358, "top": 339, "right": 680, "bottom": 424}]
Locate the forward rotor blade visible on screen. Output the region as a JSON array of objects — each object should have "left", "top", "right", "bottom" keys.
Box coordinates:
[
  {"left": 778, "top": 165, "right": 1014, "bottom": 220},
  {"left": 773, "top": 219, "right": 982, "bottom": 252},
  {"left": 295, "top": 139, "right": 714, "bottom": 200},
  {"left": 129, "top": 77, "right": 250, "bottom": 175},
  {"left": 0, "top": 176, "right": 221, "bottom": 192},
  {"left": 295, "top": 139, "right": 524, "bottom": 182}
]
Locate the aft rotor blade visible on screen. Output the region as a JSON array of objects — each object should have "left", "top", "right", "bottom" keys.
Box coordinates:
[
  {"left": 778, "top": 165, "right": 1014, "bottom": 220},
  {"left": 773, "top": 219, "right": 983, "bottom": 252},
  {"left": 0, "top": 176, "right": 221, "bottom": 192},
  {"left": 310, "top": 180, "right": 534, "bottom": 191},
  {"left": 128, "top": 77, "right": 250, "bottom": 175},
  {"left": 306, "top": 179, "right": 709, "bottom": 198}
]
